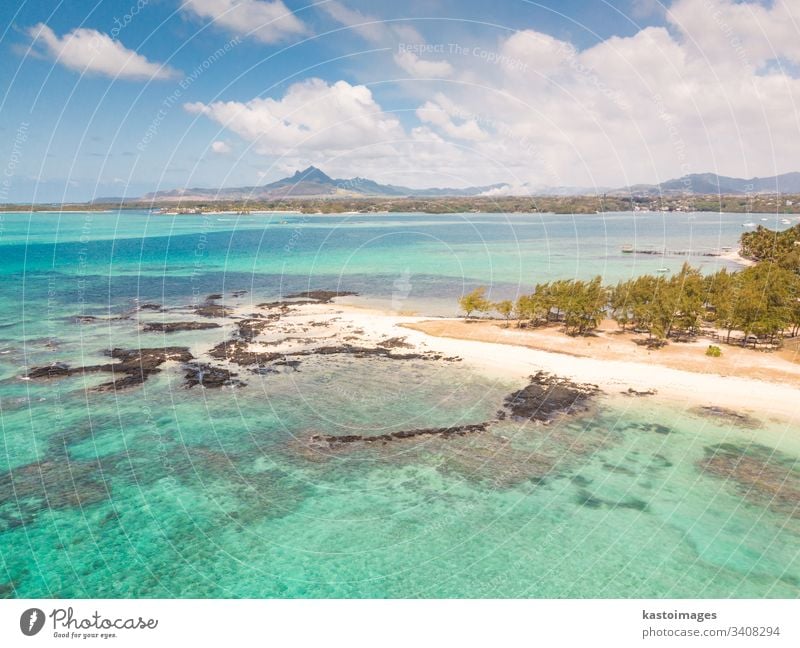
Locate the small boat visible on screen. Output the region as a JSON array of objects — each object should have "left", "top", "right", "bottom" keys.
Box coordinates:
[
  {"left": 742, "top": 222, "right": 756, "bottom": 227},
  {"left": 761, "top": 217, "right": 768, "bottom": 221},
  {"left": 656, "top": 267, "right": 669, "bottom": 273},
  {"left": 781, "top": 218, "right": 791, "bottom": 225}
]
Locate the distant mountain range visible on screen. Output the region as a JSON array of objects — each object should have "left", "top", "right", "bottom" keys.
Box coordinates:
[
  {"left": 619, "top": 172, "right": 800, "bottom": 196},
  {"left": 139, "top": 167, "right": 800, "bottom": 201},
  {"left": 141, "top": 166, "right": 507, "bottom": 201}
]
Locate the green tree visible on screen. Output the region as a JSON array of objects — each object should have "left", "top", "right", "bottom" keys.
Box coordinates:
[
  {"left": 560, "top": 276, "right": 606, "bottom": 335},
  {"left": 609, "top": 279, "right": 634, "bottom": 331},
  {"left": 458, "top": 287, "right": 491, "bottom": 319},
  {"left": 670, "top": 262, "right": 705, "bottom": 334},
  {"left": 494, "top": 300, "right": 514, "bottom": 327}
]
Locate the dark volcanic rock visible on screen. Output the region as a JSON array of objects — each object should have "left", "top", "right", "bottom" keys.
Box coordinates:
[
  {"left": 93, "top": 347, "right": 194, "bottom": 392},
  {"left": 231, "top": 290, "right": 248, "bottom": 297},
  {"left": 290, "top": 345, "right": 452, "bottom": 361},
  {"left": 273, "top": 360, "right": 301, "bottom": 371},
  {"left": 26, "top": 362, "right": 73, "bottom": 379},
  {"left": 206, "top": 293, "right": 223, "bottom": 301},
  {"left": 194, "top": 304, "right": 232, "bottom": 318},
  {"left": 138, "top": 303, "right": 163, "bottom": 311},
  {"left": 184, "top": 362, "right": 244, "bottom": 388},
  {"left": 208, "top": 340, "right": 282, "bottom": 367},
  {"left": 310, "top": 422, "right": 489, "bottom": 447},
  {"left": 377, "top": 336, "right": 413, "bottom": 349},
  {"left": 208, "top": 339, "right": 454, "bottom": 372},
  {"left": 284, "top": 290, "right": 358, "bottom": 303},
  {"left": 235, "top": 317, "right": 278, "bottom": 342},
  {"left": 142, "top": 321, "right": 222, "bottom": 333},
  {"left": 26, "top": 346, "right": 193, "bottom": 392},
  {"left": 622, "top": 387, "right": 657, "bottom": 397},
  {"left": 503, "top": 371, "right": 599, "bottom": 423},
  {"left": 692, "top": 405, "right": 761, "bottom": 428},
  {"left": 72, "top": 315, "right": 99, "bottom": 324}
]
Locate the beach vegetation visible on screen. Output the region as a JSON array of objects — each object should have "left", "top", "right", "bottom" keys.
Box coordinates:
[
  {"left": 494, "top": 300, "right": 514, "bottom": 326},
  {"left": 459, "top": 287, "right": 491, "bottom": 319},
  {"left": 469, "top": 251, "right": 800, "bottom": 349}
]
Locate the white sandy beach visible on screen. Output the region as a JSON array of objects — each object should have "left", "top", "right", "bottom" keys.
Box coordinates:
[{"left": 227, "top": 300, "right": 800, "bottom": 424}]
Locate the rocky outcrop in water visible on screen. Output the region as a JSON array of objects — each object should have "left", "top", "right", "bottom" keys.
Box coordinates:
[
  {"left": 290, "top": 345, "right": 455, "bottom": 361},
  {"left": 142, "top": 322, "right": 221, "bottom": 333},
  {"left": 235, "top": 317, "right": 279, "bottom": 342},
  {"left": 377, "top": 336, "right": 413, "bottom": 349},
  {"left": 184, "top": 362, "right": 244, "bottom": 388},
  {"left": 622, "top": 387, "right": 657, "bottom": 397},
  {"left": 208, "top": 340, "right": 282, "bottom": 366},
  {"left": 502, "top": 372, "right": 600, "bottom": 423},
  {"left": 691, "top": 406, "right": 761, "bottom": 428},
  {"left": 284, "top": 290, "right": 358, "bottom": 302},
  {"left": 26, "top": 346, "right": 194, "bottom": 392},
  {"left": 306, "top": 373, "right": 601, "bottom": 453},
  {"left": 310, "top": 422, "right": 490, "bottom": 447},
  {"left": 194, "top": 304, "right": 233, "bottom": 318}
]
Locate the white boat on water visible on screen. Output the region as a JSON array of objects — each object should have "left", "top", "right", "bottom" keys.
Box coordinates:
[
  {"left": 742, "top": 222, "right": 756, "bottom": 227},
  {"left": 781, "top": 218, "right": 791, "bottom": 224},
  {"left": 656, "top": 267, "right": 669, "bottom": 273}
]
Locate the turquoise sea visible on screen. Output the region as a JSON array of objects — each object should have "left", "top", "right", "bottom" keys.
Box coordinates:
[{"left": 1, "top": 210, "right": 798, "bottom": 597}]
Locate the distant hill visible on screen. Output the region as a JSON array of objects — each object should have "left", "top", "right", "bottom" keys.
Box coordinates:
[
  {"left": 140, "top": 167, "right": 800, "bottom": 202},
  {"left": 619, "top": 172, "right": 800, "bottom": 196},
  {"left": 142, "top": 166, "right": 508, "bottom": 201}
]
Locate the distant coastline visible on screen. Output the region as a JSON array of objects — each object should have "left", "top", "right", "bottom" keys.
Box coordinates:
[{"left": 4, "top": 195, "right": 800, "bottom": 215}]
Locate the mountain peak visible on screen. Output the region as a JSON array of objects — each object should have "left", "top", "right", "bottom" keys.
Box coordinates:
[{"left": 290, "top": 165, "right": 331, "bottom": 183}]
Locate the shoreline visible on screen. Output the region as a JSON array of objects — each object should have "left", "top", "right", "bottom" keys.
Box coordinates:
[
  {"left": 718, "top": 248, "right": 756, "bottom": 267},
  {"left": 318, "top": 302, "right": 800, "bottom": 424}
]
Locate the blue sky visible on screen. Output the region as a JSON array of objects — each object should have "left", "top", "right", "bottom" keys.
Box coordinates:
[{"left": 0, "top": 0, "right": 796, "bottom": 202}]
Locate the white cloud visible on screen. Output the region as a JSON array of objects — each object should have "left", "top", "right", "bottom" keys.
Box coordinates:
[
  {"left": 416, "top": 95, "right": 488, "bottom": 141},
  {"left": 211, "top": 140, "right": 232, "bottom": 154},
  {"left": 668, "top": 0, "right": 800, "bottom": 69},
  {"left": 399, "top": 0, "right": 800, "bottom": 187},
  {"left": 318, "top": 1, "right": 388, "bottom": 44},
  {"left": 28, "top": 23, "right": 178, "bottom": 80},
  {"left": 394, "top": 51, "right": 453, "bottom": 78},
  {"left": 188, "top": 0, "right": 800, "bottom": 189},
  {"left": 184, "top": 78, "right": 406, "bottom": 156},
  {"left": 181, "top": 0, "right": 306, "bottom": 43}
]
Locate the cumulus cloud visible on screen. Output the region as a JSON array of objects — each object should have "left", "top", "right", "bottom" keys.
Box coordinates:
[
  {"left": 416, "top": 95, "right": 488, "bottom": 141},
  {"left": 28, "top": 23, "right": 178, "bottom": 80},
  {"left": 667, "top": 0, "right": 800, "bottom": 69},
  {"left": 188, "top": 0, "right": 800, "bottom": 189},
  {"left": 394, "top": 51, "right": 453, "bottom": 78},
  {"left": 211, "top": 140, "right": 232, "bottom": 154},
  {"left": 181, "top": 0, "right": 306, "bottom": 43},
  {"left": 184, "top": 78, "right": 406, "bottom": 156},
  {"left": 402, "top": 0, "right": 800, "bottom": 187}
]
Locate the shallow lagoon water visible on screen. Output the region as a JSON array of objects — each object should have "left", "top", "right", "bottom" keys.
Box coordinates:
[{"left": 0, "top": 210, "right": 798, "bottom": 597}]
